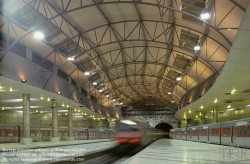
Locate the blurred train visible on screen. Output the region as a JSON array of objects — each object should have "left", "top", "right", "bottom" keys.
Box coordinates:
[
  {"left": 0, "top": 125, "right": 116, "bottom": 143},
  {"left": 114, "top": 119, "right": 165, "bottom": 153},
  {"left": 170, "top": 118, "right": 250, "bottom": 148}
]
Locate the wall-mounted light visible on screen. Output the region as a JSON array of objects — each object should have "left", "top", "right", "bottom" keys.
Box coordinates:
[
  {"left": 189, "top": 108, "right": 191, "bottom": 113},
  {"left": 214, "top": 98, "right": 218, "bottom": 103},
  {"left": 113, "top": 99, "right": 116, "bottom": 102},
  {"left": 21, "top": 79, "right": 27, "bottom": 83},
  {"left": 57, "top": 91, "right": 61, "bottom": 95},
  {"left": 231, "top": 88, "right": 236, "bottom": 94},
  {"left": 9, "top": 87, "right": 12, "bottom": 92},
  {"left": 227, "top": 104, "right": 231, "bottom": 108}
]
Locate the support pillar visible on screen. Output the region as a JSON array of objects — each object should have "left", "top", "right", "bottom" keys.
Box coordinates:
[
  {"left": 67, "top": 108, "right": 74, "bottom": 141},
  {"left": 200, "top": 115, "right": 205, "bottom": 125},
  {"left": 50, "top": 102, "right": 59, "bottom": 142},
  {"left": 22, "top": 94, "right": 32, "bottom": 144},
  {"left": 181, "top": 119, "right": 187, "bottom": 128},
  {"left": 87, "top": 94, "right": 92, "bottom": 109},
  {"left": 213, "top": 109, "right": 218, "bottom": 123}
]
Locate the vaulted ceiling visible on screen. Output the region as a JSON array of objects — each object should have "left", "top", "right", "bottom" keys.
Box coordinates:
[{"left": 0, "top": 0, "right": 248, "bottom": 113}]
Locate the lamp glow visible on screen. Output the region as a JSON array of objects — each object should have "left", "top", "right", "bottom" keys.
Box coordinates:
[
  {"left": 34, "top": 31, "right": 44, "bottom": 39},
  {"left": 176, "top": 77, "right": 181, "bottom": 81},
  {"left": 194, "top": 45, "right": 201, "bottom": 50},
  {"left": 200, "top": 13, "right": 210, "bottom": 20}
]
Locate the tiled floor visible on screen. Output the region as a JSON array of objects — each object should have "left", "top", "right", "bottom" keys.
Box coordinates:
[{"left": 122, "top": 139, "right": 250, "bottom": 164}]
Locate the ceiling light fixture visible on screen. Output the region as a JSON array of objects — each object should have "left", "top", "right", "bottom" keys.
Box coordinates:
[
  {"left": 120, "top": 103, "right": 123, "bottom": 105},
  {"left": 21, "top": 79, "right": 27, "bottom": 83},
  {"left": 171, "top": 101, "right": 174, "bottom": 103},
  {"left": 194, "top": 45, "right": 201, "bottom": 51},
  {"left": 34, "top": 31, "right": 44, "bottom": 39},
  {"left": 168, "top": 92, "right": 171, "bottom": 95},
  {"left": 93, "top": 82, "right": 97, "bottom": 85},
  {"left": 67, "top": 57, "right": 75, "bottom": 61},
  {"left": 176, "top": 77, "right": 181, "bottom": 81},
  {"left": 106, "top": 95, "right": 109, "bottom": 97},
  {"left": 99, "top": 90, "right": 102, "bottom": 92},
  {"left": 84, "top": 72, "right": 90, "bottom": 76},
  {"left": 200, "top": 13, "right": 210, "bottom": 20}
]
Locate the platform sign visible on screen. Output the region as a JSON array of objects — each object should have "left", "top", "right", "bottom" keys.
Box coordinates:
[{"left": 236, "top": 121, "right": 247, "bottom": 126}]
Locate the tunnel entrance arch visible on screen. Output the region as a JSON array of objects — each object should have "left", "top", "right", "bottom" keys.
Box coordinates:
[{"left": 155, "top": 122, "right": 173, "bottom": 133}]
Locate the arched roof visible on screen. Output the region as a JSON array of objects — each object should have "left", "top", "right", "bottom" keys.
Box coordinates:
[{"left": 0, "top": 0, "right": 248, "bottom": 114}]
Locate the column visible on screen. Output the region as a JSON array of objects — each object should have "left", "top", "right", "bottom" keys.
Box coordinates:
[
  {"left": 50, "top": 102, "right": 59, "bottom": 142},
  {"left": 181, "top": 119, "right": 187, "bottom": 127},
  {"left": 213, "top": 109, "right": 218, "bottom": 123},
  {"left": 200, "top": 113, "right": 205, "bottom": 125},
  {"left": 23, "top": 94, "right": 32, "bottom": 144},
  {"left": 67, "top": 108, "right": 74, "bottom": 141},
  {"left": 87, "top": 93, "right": 92, "bottom": 109}
]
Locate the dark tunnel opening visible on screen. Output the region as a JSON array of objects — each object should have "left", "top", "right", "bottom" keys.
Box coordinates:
[{"left": 155, "top": 122, "right": 173, "bottom": 138}]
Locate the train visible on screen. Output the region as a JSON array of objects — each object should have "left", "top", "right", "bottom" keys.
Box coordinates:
[
  {"left": 0, "top": 125, "right": 116, "bottom": 143},
  {"left": 170, "top": 118, "right": 250, "bottom": 148},
  {"left": 114, "top": 119, "right": 165, "bottom": 154}
]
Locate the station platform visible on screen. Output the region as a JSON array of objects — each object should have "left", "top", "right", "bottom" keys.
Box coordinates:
[
  {"left": 0, "top": 139, "right": 115, "bottom": 163},
  {"left": 122, "top": 139, "right": 250, "bottom": 164}
]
